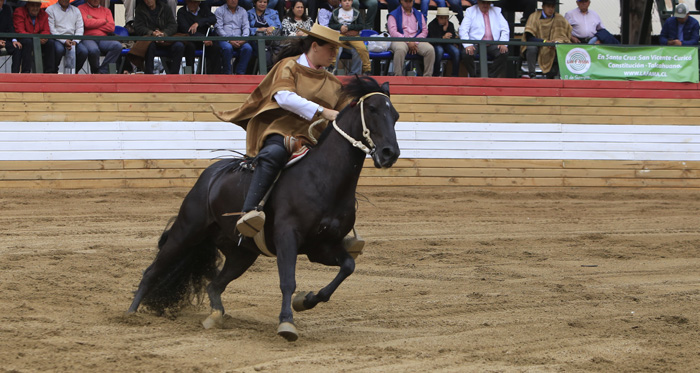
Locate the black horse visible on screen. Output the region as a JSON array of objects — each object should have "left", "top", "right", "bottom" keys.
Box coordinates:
[{"left": 127, "top": 76, "right": 400, "bottom": 341}]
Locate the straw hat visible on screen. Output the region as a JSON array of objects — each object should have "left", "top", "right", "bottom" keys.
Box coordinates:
[
  {"left": 435, "top": 7, "right": 454, "bottom": 16},
  {"left": 24, "top": 0, "right": 48, "bottom": 3},
  {"left": 298, "top": 23, "right": 354, "bottom": 49}
]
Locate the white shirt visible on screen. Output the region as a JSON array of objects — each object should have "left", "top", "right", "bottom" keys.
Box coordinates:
[
  {"left": 273, "top": 54, "right": 323, "bottom": 121},
  {"left": 459, "top": 4, "right": 510, "bottom": 49},
  {"left": 565, "top": 7, "right": 603, "bottom": 39},
  {"left": 46, "top": 3, "right": 84, "bottom": 45}
]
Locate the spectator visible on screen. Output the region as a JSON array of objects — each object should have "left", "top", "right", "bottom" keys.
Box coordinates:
[
  {"left": 385, "top": 0, "right": 466, "bottom": 24},
  {"left": 459, "top": 0, "right": 509, "bottom": 78},
  {"left": 247, "top": 0, "right": 281, "bottom": 72},
  {"left": 495, "top": 0, "right": 536, "bottom": 23},
  {"left": 353, "top": 0, "right": 378, "bottom": 30},
  {"left": 281, "top": 0, "right": 313, "bottom": 36},
  {"left": 0, "top": 0, "right": 22, "bottom": 73},
  {"left": 46, "top": 0, "right": 87, "bottom": 73},
  {"left": 239, "top": 0, "right": 278, "bottom": 12},
  {"left": 178, "top": 0, "right": 221, "bottom": 73},
  {"left": 78, "top": 0, "right": 123, "bottom": 74},
  {"left": 131, "top": 0, "right": 185, "bottom": 74},
  {"left": 317, "top": 0, "right": 339, "bottom": 27},
  {"left": 315, "top": 0, "right": 375, "bottom": 30},
  {"left": 659, "top": 3, "right": 699, "bottom": 47},
  {"left": 520, "top": 0, "right": 571, "bottom": 79},
  {"left": 216, "top": 0, "right": 252, "bottom": 74},
  {"left": 328, "top": 0, "right": 370, "bottom": 75},
  {"left": 387, "top": 0, "right": 434, "bottom": 76},
  {"left": 13, "top": 0, "right": 57, "bottom": 73},
  {"left": 428, "top": 7, "right": 459, "bottom": 77},
  {"left": 565, "top": 0, "right": 618, "bottom": 45},
  {"left": 124, "top": 0, "right": 177, "bottom": 27}
]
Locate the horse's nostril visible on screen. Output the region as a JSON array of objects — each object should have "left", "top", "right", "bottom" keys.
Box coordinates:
[{"left": 382, "top": 147, "right": 396, "bottom": 159}]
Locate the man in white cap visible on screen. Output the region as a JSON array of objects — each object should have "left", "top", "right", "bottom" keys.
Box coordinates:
[
  {"left": 459, "top": 0, "right": 510, "bottom": 78},
  {"left": 659, "top": 2, "right": 699, "bottom": 46}
]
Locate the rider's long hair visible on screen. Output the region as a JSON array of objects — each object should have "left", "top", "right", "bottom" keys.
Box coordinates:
[{"left": 272, "top": 35, "right": 331, "bottom": 65}]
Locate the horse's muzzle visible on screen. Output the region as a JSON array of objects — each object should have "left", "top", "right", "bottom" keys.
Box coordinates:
[{"left": 373, "top": 146, "right": 400, "bottom": 168}]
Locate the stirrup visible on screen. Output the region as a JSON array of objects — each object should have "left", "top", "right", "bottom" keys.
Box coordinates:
[
  {"left": 236, "top": 210, "right": 265, "bottom": 237},
  {"left": 342, "top": 229, "right": 365, "bottom": 259}
]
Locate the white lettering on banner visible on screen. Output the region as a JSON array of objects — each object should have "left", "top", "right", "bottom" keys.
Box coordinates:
[
  {"left": 647, "top": 62, "right": 682, "bottom": 69},
  {"left": 623, "top": 71, "right": 668, "bottom": 77},
  {"left": 608, "top": 62, "right": 645, "bottom": 68}
]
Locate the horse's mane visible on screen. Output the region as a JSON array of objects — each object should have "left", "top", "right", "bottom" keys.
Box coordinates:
[
  {"left": 339, "top": 75, "right": 389, "bottom": 104},
  {"left": 315, "top": 75, "right": 389, "bottom": 144}
]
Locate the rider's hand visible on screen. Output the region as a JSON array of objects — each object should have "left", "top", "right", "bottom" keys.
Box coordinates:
[{"left": 321, "top": 108, "right": 339, "bottom": 121}]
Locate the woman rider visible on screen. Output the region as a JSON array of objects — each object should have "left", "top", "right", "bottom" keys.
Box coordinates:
[{"left": 212, "top": 24, "right": 360, "bottom": 250}]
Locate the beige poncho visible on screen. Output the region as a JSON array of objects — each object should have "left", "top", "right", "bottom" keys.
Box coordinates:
[
  {"left": 213, "top": 56, "right": 345, "bottom": 157},
  {"left": 520, "top": 12, "right": 572, "bottom": 74}
]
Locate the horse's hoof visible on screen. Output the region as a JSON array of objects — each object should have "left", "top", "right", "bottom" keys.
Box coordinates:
[
  {"left": 292, "top": 291, "right": 313, "bottom": 312},
  {"left": 277, "top": 322, "right": 299, "bottom": 342},
  {"left": 202, "top": 310, "right": 224, "bottom": 329}
]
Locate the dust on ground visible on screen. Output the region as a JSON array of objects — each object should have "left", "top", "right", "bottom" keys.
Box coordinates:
[{"left": 1, "top": 187, "right": 699, "bottom": 372}]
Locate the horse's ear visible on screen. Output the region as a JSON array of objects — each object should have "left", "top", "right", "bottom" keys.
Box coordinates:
[{"left": 381, "top": 81, "right": 390, "bottom": 96}]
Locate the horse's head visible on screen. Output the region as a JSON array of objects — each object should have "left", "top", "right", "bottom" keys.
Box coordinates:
[{"left": 340, "top": 76, "right": 400, "bottom": 169}]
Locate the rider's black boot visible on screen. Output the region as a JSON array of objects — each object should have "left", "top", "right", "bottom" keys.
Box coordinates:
[{"left": 237, "top": 136, "right": 289, "bottom": 237}]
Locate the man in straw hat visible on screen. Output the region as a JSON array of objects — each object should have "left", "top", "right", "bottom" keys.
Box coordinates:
[
  {"left": 12, "top": 0, "right": 58, "bottom": 73},
  {"left": 659, "top": 2, "right": 699, "bottom": 46},
  {"left": 212, "top": 23, "right": 359, "bottom": 242},
  {"left": 387, "top": 0, "right": 434, "bottom": 76},
  {"left": 459, "top": 0, "right": 510, "bottom": 78},
  {"left": 520, "top": 0, "right": 571, "bottom": 79},
  {"left": 565, "top": 0, "right": 619, "bottom": 45},
  {"left": 427, "top": 7, "right": 460, "bottom": 77}
]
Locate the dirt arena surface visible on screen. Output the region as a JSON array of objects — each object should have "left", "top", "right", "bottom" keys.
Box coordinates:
[{"left": 1, "top": 186, "right": 699, "bottom": 372}]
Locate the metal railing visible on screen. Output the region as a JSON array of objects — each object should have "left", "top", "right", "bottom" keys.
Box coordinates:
[{"left": 0, "top": 32, "right": 663, "bottom": 77}]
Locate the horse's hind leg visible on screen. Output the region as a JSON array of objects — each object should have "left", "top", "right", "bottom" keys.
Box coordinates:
[
  {"left": 202, "top": 245, "right": 259, "bottom": 329},
  {"left": 293, "top": 249, "right": 355, "bottom": 313}
]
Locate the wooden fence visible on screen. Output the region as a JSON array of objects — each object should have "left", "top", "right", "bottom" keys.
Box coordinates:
[{"left": 2, "top": 74, "right": 700, "bottom": 188}]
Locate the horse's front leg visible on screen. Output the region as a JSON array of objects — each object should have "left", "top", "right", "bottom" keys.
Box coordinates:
[
  {"left": 293, "top": 249, "right": 355, "bottom": 312},
  {"left": 274, "top": 229, "right": 299, "bottom": 341}
]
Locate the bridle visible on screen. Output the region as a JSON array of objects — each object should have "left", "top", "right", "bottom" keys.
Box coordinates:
[{"left": 309, "top": 91, "right": 389, "bottom": 156}]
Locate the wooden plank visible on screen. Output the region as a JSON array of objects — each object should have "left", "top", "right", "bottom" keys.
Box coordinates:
[
  {"left": 360, "top": 167, "right": 637, "bottom": 178},
  {"left": 0, "top": 102, "right": 120, "bottom": 112},
  {"left": 123, "top": 159, "right": 217, "bottom": 169},
  {"left": 0, "top": 169, "right": 204, "bottom": 180},
  {"left": 392, "top": 95, "right": 488, "bottom": 105},
  {"left": 357, "top": 176, "right": 700, "bottom": 187},
  {"left": 13, "top": 112, "right": 196, "bottom": 122},
  {"left": 0, "top": 160, "right": 125, "bottom": 170},
  {"left": 561, "top": 106, "right": 700, "bottom": 117},
  {"left": 414, "top": 113, "right": 562, "bottom": 123},
  {"left": 0, "top": 178, "right": 197, "bottom": 189},
  {"left": 41, "top": 92, "right": 248, "bottom": 103},
  {"left": 394, "top": 104, "right": 561, "bottom": 115},
  {"left": 0, "top": 92, "right": 45, "bottom": 102}
]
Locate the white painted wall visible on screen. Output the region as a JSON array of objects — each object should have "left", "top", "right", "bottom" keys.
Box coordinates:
[{"left": 3, "top": 121, "right": 700, "bottom": 161}]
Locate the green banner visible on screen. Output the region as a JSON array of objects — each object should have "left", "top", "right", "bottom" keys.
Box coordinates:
[{"left": 557, "top": 44, "right": 699, "bottom": 83}]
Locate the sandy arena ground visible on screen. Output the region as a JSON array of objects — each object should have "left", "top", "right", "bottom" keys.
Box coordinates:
[{"left": 1, "top": 186, "right": 699, "bottom": 372}]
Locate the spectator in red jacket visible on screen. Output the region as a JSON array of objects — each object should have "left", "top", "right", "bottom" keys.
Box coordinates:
[
  {"left": 13, "top": 0, "right": 57, "bottom": 73},
  {"left": 78, "top": 0, "right": 123, "bottom": 73}
]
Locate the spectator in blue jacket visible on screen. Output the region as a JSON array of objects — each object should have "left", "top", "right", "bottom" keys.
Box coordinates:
[
  {"left": 659, "top": 3, "right": 699, "bottom": 46},
  {"left": 247, "top": 0, "right": 281, "bottom": 71}
]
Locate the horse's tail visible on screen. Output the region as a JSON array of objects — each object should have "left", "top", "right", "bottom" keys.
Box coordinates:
[{"left": 141, "top": 220, "right": 220, "bottom": 315}]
